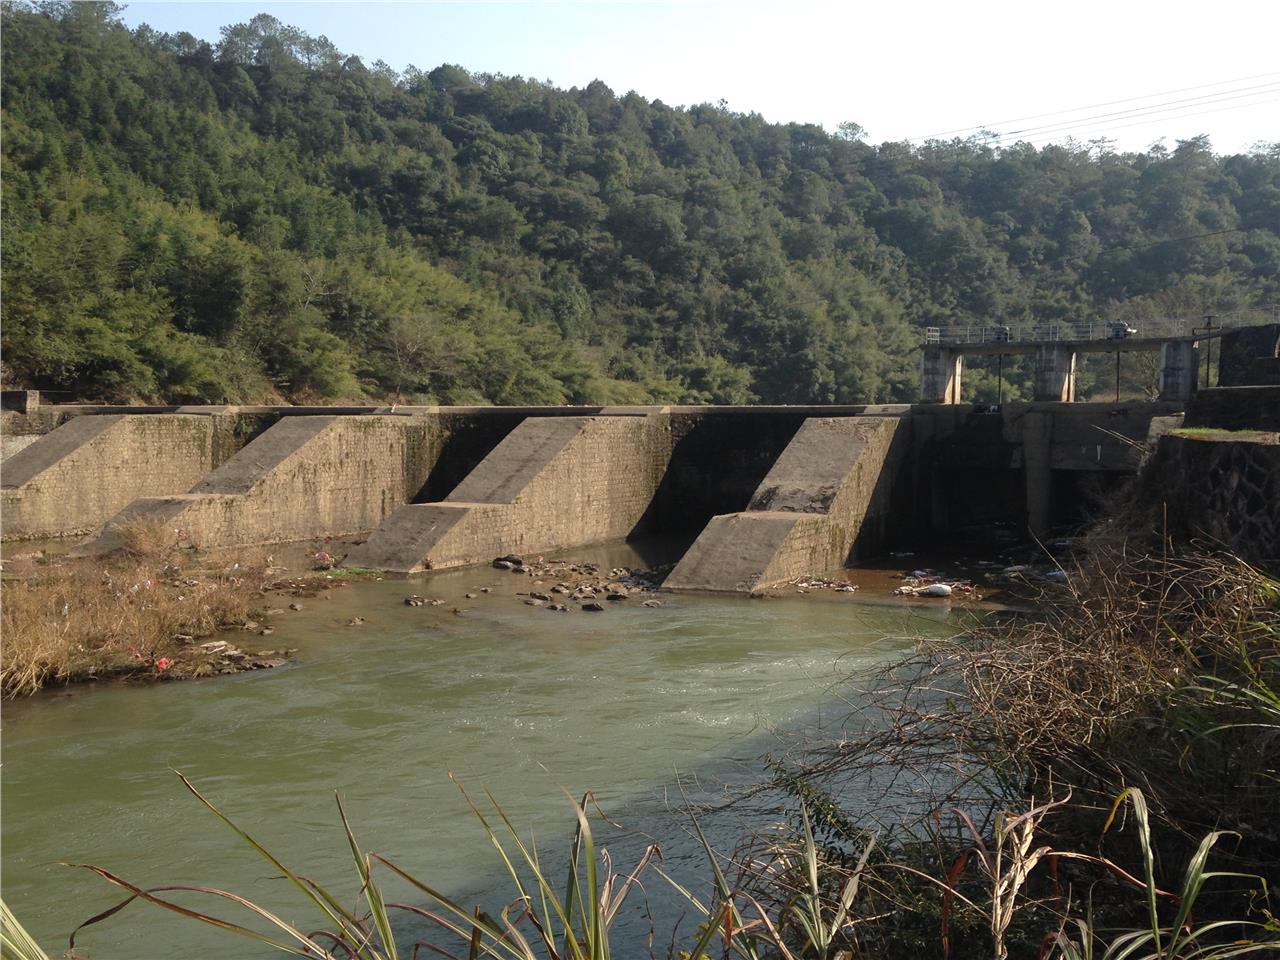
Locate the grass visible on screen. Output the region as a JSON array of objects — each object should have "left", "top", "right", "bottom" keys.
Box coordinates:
[
  {"left": 324, "top": 566, "right": 384, "bottom": 578},
  {"left": 1, "top": 896, "right": 51, "bottom": 960},
  {"left": 1169, "top": 427, "right": 1279, "bottom": 442},
  {"left": 0, "top": 528, "right": 271, "bottom": 697},
  {"left": 18, "top": 772, "right": 1272, "bottom": 960},
  {"left": 61, "top": 773, "right": 719, "bottom": 959}
]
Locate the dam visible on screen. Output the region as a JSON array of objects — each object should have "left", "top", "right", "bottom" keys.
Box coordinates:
[{"left": 4, "top": 324, "right": 1277, "bottom": 587}]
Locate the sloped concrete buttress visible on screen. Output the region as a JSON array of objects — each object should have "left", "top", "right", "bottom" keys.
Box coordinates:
[
  {"left": 346, "top": 415, "right": 677, "bottom": 573},
  {"left": 664, "top": 416, "right": 908, "bottom": 592},
  {"left": 74, "top": 416, "right": 446, "bottom": 554},
  {"left": 1, "top": 415, "right": 223, "bottom": 540}
]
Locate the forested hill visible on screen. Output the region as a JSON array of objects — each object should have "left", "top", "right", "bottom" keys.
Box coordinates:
[{"left": 3, "top": 4, "right": 1278, "bottom": 405}]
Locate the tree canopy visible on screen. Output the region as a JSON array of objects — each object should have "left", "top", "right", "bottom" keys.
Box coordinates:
[{"left": 3, "top": 2, "right": 1277, "bottom": 404}]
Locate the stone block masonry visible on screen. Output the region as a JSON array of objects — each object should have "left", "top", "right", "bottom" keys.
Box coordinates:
[
  {"left": 346, "top": 415, "right": 677, "bottom": 573},
  {"left": 75, "top": 416, "right": 449, "bottom": 554},
  {"left": 1, "top": 415, "right": 228, "bottom": 540},
  {"left": 1137, "top": 430, "right": 1280, "bottom": 572},
  {"left": 664, "top": 416, "right": 908, "bottom": 592}
]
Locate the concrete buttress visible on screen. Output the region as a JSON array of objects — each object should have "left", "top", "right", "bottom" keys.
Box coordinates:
[
  {"left": 74, "top": 416, "right": 443, "bottom": 553},
  {"left": 1, "top": 415, "right": 225, "bottom": 540},
  {"left": 664, "top": 416, "right": 908, "bottom": 592},
  {"left": 346, "top": 415, "right": 676, "bottom": 573}
]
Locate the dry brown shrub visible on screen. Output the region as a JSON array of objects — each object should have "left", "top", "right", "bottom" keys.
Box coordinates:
[
  {"left": 110, "top": 517, "right": 176, "bottom": 559},
  {"left": 776, "top": 535, "right": 1280, "bottom": 865},
  {"left": 0, "top": 549, "right": 270, "bottom": 697}
]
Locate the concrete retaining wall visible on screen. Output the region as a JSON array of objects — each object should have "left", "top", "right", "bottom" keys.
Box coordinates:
[
  {"left": 665, "top": 417, "right": 908, "bottom": 592},
  {"left": 347, "top": 415, "right": 677, "bottom": 573},
  {"left": 1184, "top": 386, "right": 1280, "bottom": 432},
  {"left": 1, "top": 415, "right": 228, "bottom": 540}
]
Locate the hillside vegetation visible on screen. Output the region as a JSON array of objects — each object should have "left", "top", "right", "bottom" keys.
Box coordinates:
[{"left": 3, "top": 2, "right": 1278, "bottom": 405}]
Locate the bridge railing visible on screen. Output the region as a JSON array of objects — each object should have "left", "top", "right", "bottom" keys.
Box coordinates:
[{"left": 926, "top": 317, "right": 1213, "bottom": 345}]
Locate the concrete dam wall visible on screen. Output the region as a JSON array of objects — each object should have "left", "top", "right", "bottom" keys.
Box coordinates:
[
  {"left": 73, "top": 410, "right": 539, "bottom": 554},
  {"left": 77, "top": 416, "right": 440, "bottom": 554},
  {"left": 1, "top": 401, "right": 1196, "bottom": 591}
]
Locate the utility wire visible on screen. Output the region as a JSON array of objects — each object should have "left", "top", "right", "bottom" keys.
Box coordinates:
[
  {"left": 1104, "top": 227, "right": 1257, "bottom": 252},
  {"left": 995, "top": 82, "right": 1280, "bottom": 140},
  {"left": 1014, "top": 96, "right": 1280, "bottom": 148},
  {"left": 904, "top": 71, "right": 1280, "bottom": 142}
]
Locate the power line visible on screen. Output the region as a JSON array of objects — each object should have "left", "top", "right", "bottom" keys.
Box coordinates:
[
  {"left": 996, "top": 82, "right": 1280, "bottom": 140},
  {"left": 904, "top": 71, "right": 1280, "bottom": 142},
  {"left": 1014, "top": 95, "right": 1280, "bottom": 148},
  {"left": 1105, "top": 227, "right": 1257, "bottom": 252}
]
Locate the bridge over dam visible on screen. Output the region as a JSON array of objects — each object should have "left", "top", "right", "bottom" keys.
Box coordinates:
[{"left": 2, "top": 398, "right": 1191, "bottom": 592}]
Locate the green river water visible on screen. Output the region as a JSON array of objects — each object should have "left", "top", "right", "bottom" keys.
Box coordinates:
[{"left": 2, "top": 542, "right": 962, "bottom": 958}]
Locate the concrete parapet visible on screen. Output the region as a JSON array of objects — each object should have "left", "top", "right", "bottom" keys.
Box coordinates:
[
  {"left": 1, "top": 415, "right": 226, "bottom": 540},
  {"left": 346, "top": 415, "right": 677, "bottom": 573},
  {"left": 665, "top": 417, "right": 907, "bottom": 592},
  {"left": 76, "top": 416, "right": 448, "bottom": 553}
]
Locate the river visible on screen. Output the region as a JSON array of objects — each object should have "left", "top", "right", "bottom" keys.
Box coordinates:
[{"left": 1, "top": 541, "right": 965, "bottom": 958}]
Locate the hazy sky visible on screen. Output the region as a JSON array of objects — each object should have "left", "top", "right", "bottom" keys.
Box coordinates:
[{"left": 120, "top": 1, "right": 1280, "bottom": 153}]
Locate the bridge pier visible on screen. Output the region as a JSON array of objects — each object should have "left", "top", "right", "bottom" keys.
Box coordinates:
[
  {"left": 1033, "top": 345, "right": 1077, "bottom": 402},
  {"left": 921, "top": 346, "right": 963, "bottom": 404},
  {"left": 1159, "top": 340, "right": 1200, "bottom": 402}
]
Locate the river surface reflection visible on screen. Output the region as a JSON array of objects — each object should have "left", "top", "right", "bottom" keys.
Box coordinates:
[{"left": 2, "top": 541, "right": 961, "bottom": 958}]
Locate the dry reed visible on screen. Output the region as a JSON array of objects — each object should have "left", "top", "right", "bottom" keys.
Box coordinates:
[{"left": 1, "top": 529, "right": 272, "bottom": 697}]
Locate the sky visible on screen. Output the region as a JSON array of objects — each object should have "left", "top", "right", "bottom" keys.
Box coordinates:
[{"left": 118, "top": 0, "right": 1280, "bottom": 154}]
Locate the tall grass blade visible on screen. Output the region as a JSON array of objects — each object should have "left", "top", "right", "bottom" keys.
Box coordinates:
[
  {"left": 176, "top": 771, "right": 373, "bottom": 949},
  {"left": 0, "top": 898, "right": 51, "bottom": 960},
  {"left": 338, "top": 793, "right": 398, "bottom": 960},
  {"left": 65, "top": 865, "right": 337, "bottom": 957}
]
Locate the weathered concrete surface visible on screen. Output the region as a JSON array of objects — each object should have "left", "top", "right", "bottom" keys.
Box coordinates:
[
  {"left": 346, "top": 415, "right": 676, "bottom": 573},
  {"left": 1, "top": 415, "right": 228, "bottom": 540},
  {"left": 1218, "top": 324, "right": 1280, "bottom": 387},
  {"left": 3, "top": 399, "right": 1235, "bottom": 556},
  {"left": 909, "top": 402, "right": 1185, "bottom": 538},
  {"left": 1, "top": 435, "right": 40, "bottom": 462},
  {"left": 665, "top": 417, "right": 908, "bottom": 592},
  {"left": 1183, "top": 386, "right": 1280, "bottom": 432},
  {"left": 75, "top": 416, "right": 457, "bottom": 553}
]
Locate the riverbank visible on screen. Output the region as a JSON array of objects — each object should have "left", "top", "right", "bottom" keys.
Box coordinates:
[
  {"left": 0, "top": 527, "right": 375, "bottom": 697},
  {"left": 1, "top": 526, "right": 1023, "bottom": 699}
]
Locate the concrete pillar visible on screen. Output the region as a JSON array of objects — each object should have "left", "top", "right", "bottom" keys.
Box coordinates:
[
  {"left": 1159, "top": 340, "right": 1200, "bottom": 402},
  {"left": 1034, "top": 345, "right": 1077, "bottom": 402},
  {"left": 1023, "top": 410, "right": 1053, "bottom": 538},
  {"left": 920, "top": 346, "right": 963, "bottom": 404}
]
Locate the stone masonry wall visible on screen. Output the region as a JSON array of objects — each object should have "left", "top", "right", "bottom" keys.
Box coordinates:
[
  {"left": 1, "top": 415, "right": 223, "bottom": 540},
  {"left": 1138, "top": 431, "right": 1280, "bottom": 572}
]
